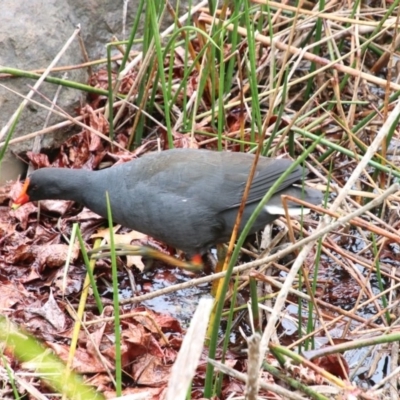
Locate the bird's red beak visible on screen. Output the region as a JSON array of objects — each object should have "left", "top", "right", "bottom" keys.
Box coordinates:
[{"left": 12, "top": 178, "right": 31, "bottom": 209}]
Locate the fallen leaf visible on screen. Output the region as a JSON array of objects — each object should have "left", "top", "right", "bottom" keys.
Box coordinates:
[
  {"left": 131, "top": 353, "right": 170, "bottom": 386},
  {"left": 28, "top": 290, "right": 66, "bottom": 330},
  {"left": 39, "top": 199, "right": 74, "bottom": 215},
  {"left": 0, "top": 282, "right": 30, "bottom": 309},
  {"left": 11, "top": 202, "right": 38, "bottom": 230},
  {"left": 7, "top": 244, "right": 79, "bottom": 271},
  {"left": 26, "top": 152, "right": 50, "bottom": 168},
  {"left": 313, "top": 354, "right": 349, "bottom": 380},
  {"left": 92, "top": 227, "right": 147, "bottom": 271},
  {"left": 48, "top": 343, "right": 106, "bottom": 374}
]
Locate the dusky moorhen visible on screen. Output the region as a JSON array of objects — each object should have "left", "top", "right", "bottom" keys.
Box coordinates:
[{"left": 12, "top": 149, "right": 322, "bottom": 256}]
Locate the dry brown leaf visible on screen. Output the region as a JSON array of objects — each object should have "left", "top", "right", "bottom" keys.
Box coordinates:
[
  {"left": 7, "top": 243, "right": 79, "bottom": 270},
  {"left": 71, "top": 207, "right": 104, "bottom": 221},
  {"left": 0, "top": 282, "right": 30, "bottom": 309},
  {"left": 123, "top": 323, "right": 164, "bottom": 359},
  {"left": 92, "top": 227, "right": 147, "bottom": 270},
  {"left": 0, "top": 210, "right": 16, "bottom": 237},
  {"left": 313, "top": 354, "right": 350, "bottom": 380},
  {"left": 39, "top": 199, "right": 74, "bottom": 215},
  {"left": 104, "top": 386, "right": 165, "bottom": 400},
  {"left": 131, "top": 353, "right": 170, "bottom": 386},
  {"left": 27, "top": 290, "right": 66, "bottom": 330},
  {"left": 11, "top": 202, "right": 38, "bottom": 230},
  {"left": 26, "top": 151, "right": 51, "bottom": 168},
  {"left": 48, "top": 343, "right": 106, "bottom": 374}
]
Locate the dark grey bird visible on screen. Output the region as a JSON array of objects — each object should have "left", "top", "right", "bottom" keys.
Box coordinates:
[{"left": 13, "top": 149, "right": 322, "bottom": 256}]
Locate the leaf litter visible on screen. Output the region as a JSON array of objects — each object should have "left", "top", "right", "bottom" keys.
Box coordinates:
[
  {"left": 1, "top": 130, "right": 210, "bottom": 399},
  {"left": 2, "top": 2, "right": 400, "bottom": 399}
]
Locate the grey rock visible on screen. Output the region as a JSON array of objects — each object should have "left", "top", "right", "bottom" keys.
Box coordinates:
[{"left": 0, "top": 0, "right": 151, "bottom": 183}]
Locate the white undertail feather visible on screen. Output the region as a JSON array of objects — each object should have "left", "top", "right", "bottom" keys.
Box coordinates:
[{"left": 264, "top": 205, "right": 311, "bottom": 215}]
